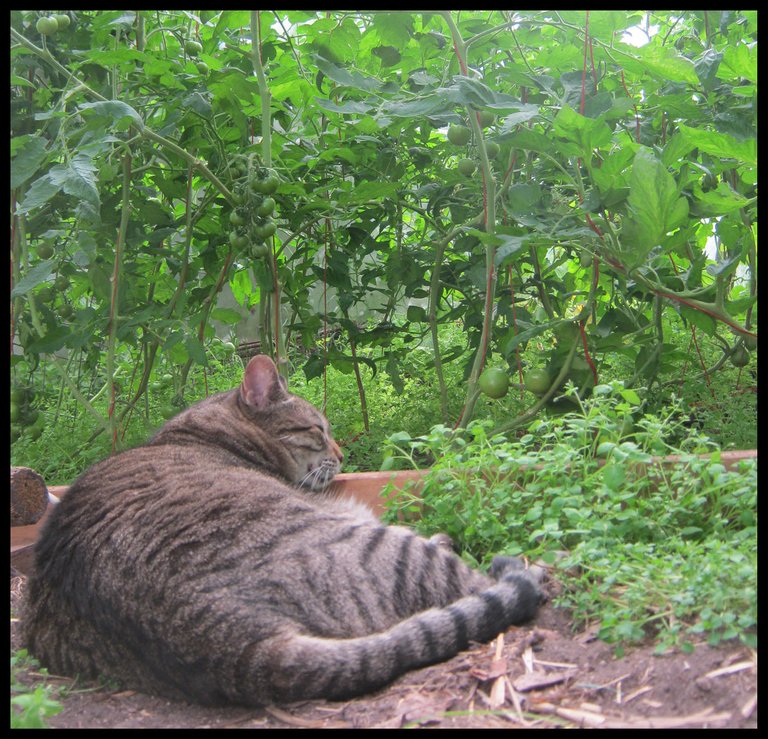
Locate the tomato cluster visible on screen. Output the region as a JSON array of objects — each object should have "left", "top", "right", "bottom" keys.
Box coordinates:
[
  {"left": 11, "top": 385, "right": 44, "bottom": 441},
  {"left": 225, "top": 157, "right": 280, "bottom": 259},
  {"left": 446, "top": 109, "right": 500, "bottom": 177},
  {"left": 35, "top": 13, "right": 72, "bottom": 35}
]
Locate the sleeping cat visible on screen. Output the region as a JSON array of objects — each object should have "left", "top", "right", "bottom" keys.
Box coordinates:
[{"left": 22, "top": 354, "right": 543, "bottom": 706}]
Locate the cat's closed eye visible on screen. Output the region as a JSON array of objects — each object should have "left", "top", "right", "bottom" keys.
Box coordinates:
[{"left": 280, "top": 424, "right": 327, "bottom": 449}]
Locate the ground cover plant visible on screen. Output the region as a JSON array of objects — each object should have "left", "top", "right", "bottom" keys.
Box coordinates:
[{"left": 381, "top": 383, "right": 757, "bottom": 654}]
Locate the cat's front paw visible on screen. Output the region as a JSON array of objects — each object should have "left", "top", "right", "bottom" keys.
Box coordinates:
[
  {"left": 490, "top": 555, "right": 547, "bottom": 601},
  {"left": 428, "top": 532, "right": 456, "bottom": 551}
]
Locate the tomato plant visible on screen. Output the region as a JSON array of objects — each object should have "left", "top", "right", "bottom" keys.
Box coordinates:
[{"left": 10, "top": 10, "right": 757, "bottom": 451}]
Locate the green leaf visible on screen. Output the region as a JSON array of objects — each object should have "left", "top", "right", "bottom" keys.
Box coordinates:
[
  {"left": 706, "top": 247, "right": 747, "bottom": 279},
  {"left": 618, "top": 388, "right": 642, "bottom": 404},
  {"left": 338, "top": 181, "right": 399, "bottom": 204},
  {"left": 506, "top": 183, "right": 543, "bottom": 215},
  {"left": 553, "top": 104, "right": 612, "bottom": 156},
  {"left": 184, "top": 336, "right": 208, "bottom": 366},
  {"left": 49, "top": 155, "right": 100, "bottom": 208},
  {"left": 315, "top": 98, "right": 372, "bottom": 115},
  {"left": 498, "top": 107, "right": 540, "bottom": 129},
  {"left": 502, "top": 322, "right": 554, "bottom": 354},
  {"left": 27, "top": 326, "right": 71, "bottom": 355},
  {"left": 620, "top": 148, "right": 689, "bottom": 268},
  {"left": 11, "top": 135, "right": 49, "bottom": 189},
  {"left": 445, "top": 77, "right": 532, "bottom": 112},
  {"left": 16, "top": 174, "right": 60, "bottom": 214},
  {"left": 210, "top": 307, "right": 243, "bottom": 325},
  {"left": 618, "top": 42, "right": 699, "bottom": 84},
  {"left": 378, "top": 93, "right": 451, "bottom": 118},
  {"left": 181, "top": 92, "right": 212, "bottom": 120},
  {"left": 372, "top": 45, "right": 401, "bottom": 67},
  {"left": 386, "top": 353, "right": 404, "bottom": 393},
  {"left": 11, "top": 260, "right": 55, "bottom": 297},
  {"left": 313, "top": 54, "right": 385, "bottom": 93},
  {"left": 504, "top": 128, "right": 553, "bottom": 153},
  {"left": 693, "top": 182, "right": 751, "bottom": 216},
  {"left": 661, "top": 132, "right": 696, "bottom": 168},
  {"left": 494, "top": 235, "right": 530, "bottom": 266},
  {"left": 679, "top": 304, "right": 717, "bottom": 336},
  {"left": 678, "top": 124, "right": 756, "bottom": 166},
  {"left": 230, "top": 270, "right": 255, "bottom": 309},
  {"left": 719, "top": 43, "right": 757, "bottom": 83},
  {"left": 78, "top": 101, "right": 145, "bottom": 131},
  {"left": 302, "top": 354, "right": 325, "bottom": 382}
]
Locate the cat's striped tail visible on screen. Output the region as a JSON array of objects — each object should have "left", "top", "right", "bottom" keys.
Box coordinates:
[{"left": 251, "top": 568, "right": 543, "bottom": 704}]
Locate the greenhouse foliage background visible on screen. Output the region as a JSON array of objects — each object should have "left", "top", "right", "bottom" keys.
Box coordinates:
[{"left": 11, "top": 10, "right": 756, "bottom": 447}]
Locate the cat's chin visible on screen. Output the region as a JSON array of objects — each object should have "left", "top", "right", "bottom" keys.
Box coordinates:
[{"left": 297, "top": 460, "right": 340, "bottom": 491}]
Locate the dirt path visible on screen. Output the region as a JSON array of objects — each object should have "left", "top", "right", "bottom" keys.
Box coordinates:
[{"left": 11, "top": 575, "right": 756, "bottom": 729}]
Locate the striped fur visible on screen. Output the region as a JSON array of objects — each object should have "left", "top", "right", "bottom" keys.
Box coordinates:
[{"left": 21, "top": 355, "right": 542, "bottom": 706}]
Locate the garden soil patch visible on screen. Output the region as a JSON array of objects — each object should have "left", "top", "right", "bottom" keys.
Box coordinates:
[{"left": 11, "top": 574, "right": 756, "bottom": 729}]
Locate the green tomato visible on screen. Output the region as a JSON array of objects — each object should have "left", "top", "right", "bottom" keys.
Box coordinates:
[
  {"left": 579, "top": 252, "right": 593, "bottom": 268},
  {"left": 184, "top": 40, "right": 203, "bottom": 55},
  {"left": 229, "top": 210, "right": 246, "bottom": 226},
  {"left": 524, "top": 368, "right": 551, "bottom": 396},
  {"left": 36, "top": 16, "right": 59, "bottom": 35},
  {"left": 11, "top": 387, "right": 27, "bottom": 404},
  {"left": 255, "top": 219, "right": 277, "bottom": 240},
  {"left": 10, "top": 402, "right": 21, "bottom": 424},
  {"left": 743, "top": 334, "right": 757, "bottom": 351},
  {"left": 447, "top": 124, "right": 471, "bottom": 146},
  {"left": 484, "top": 141, "right": 500, "bottom": 159},
  {"left": 477, "top": 110, "right": 495, "bottom": 127},
  {"left": 256, "top": 197, "right": 276, "bottom": 217},
  {"left": 57, "top": 303, "right": 74, "bottom": 320},
  {"left": 229, "top": 231, "right": 248, "bottom": 250},
  {"left": 195, "top": 61, "right": 209, "bottom": 75},
  {"left": 250, "top": 242, "right": 270, "bottom": 258},
  {"left": 478, "top": 367, "right": 510, "bottom": 399},
  {"left": 37, "top": 285, "right": 55, "bottom": 304},
  {"left": 257, "top": 171, "right": 280, "bottom": 195},
  {"left": 730, "top": 345, "right": 750, "bottom": 368},
  {"left": 53, "top": 13, "right": 71, "bottom": 29},
  {"left": 37, "top": 244, "right": 54, "bottom": 260},
  {"left": 457, "top": 158, "right": 476, "bottom": 177},
  {"left": 221, "top": 341, "right": 236, "bottom": 354},
  {"left": 55, "top": 274, "right": 70, "bottom": 291}
]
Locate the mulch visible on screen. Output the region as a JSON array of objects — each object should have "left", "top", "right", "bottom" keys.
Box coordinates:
[{"left": 11, "top": 573, "right": 757, "bottom": 729}]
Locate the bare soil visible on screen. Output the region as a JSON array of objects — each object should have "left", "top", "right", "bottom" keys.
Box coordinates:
[{"left": 11, "top": 574, "right": 756, "bottom": 729}]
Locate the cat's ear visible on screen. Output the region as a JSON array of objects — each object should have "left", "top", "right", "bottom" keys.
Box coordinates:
[{"left": 240, "top": 355, "right": 288, "bottom": 409}]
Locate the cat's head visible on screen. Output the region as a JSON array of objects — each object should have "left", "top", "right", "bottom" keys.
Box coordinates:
[{"left": 237, "top": 355, "right": 344, "bottom": 491}]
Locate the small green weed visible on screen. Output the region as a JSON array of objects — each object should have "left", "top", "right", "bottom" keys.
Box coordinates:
[
  {"left": 382, "top": 382, "right": 757, "bottom": 651},
  {"left": 11, "top": 649, "right": 63, "bottom": 728}
]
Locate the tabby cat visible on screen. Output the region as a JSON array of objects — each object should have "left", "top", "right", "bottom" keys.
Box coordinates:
[{"left": 22, "top": 355, "right": 543, "bottom": 706}]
